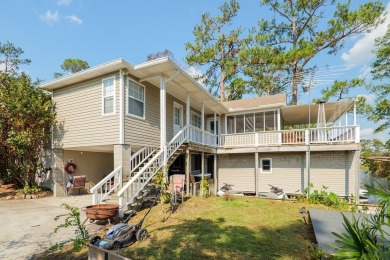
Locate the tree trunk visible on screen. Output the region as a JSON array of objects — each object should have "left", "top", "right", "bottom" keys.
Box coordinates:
[{"left": 220, "top": 69, "right": 225, "bottom": 102}]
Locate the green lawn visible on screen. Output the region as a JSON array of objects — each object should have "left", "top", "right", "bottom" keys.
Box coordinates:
[{"left": 37, "top": 196, "right": 324, "bottom": 260}]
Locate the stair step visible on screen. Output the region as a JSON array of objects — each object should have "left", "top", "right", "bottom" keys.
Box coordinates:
[
  {"left": 130, "top": 202, "right": 140, "bottom": 207},
  {"left": 124, "top": 209, "right": 135, "bottom": 215}
]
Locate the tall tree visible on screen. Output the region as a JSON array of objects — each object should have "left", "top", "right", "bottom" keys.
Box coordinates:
[
  {"left": 369, "top": 24, "right": 390, "bottom": 133},
  {"left": 54, "top": 58, "right": 89, "bottom": 79},
  {"left": 0, "top": 41, "right": 31, "bottom": 76},
  {"left": 0, "top": 73, "right": 56, "bottom": 186},
  {"left": 360, "top": 139, "right": 390, "bottom": 178},
  {"left": 185, "top": 0, "right": 243, "bottom": 101},
  {"left": 249, "top": 0, "right": 384, "bottom": 105}
]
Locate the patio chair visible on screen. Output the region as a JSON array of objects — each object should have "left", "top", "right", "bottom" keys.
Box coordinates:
[
  {"left": 170, "top": 174, "right": 185, "bottom": 207},
  {"left": 189, "top": 174, "right": 201, "bottom": 196},
  {"left": 68, "top": 175, "right": 86, "bottom": 195}
]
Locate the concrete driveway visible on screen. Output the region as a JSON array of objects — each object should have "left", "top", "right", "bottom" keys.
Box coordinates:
[{"left": 0, "top": 195, "right": 101, "bottom": 260}]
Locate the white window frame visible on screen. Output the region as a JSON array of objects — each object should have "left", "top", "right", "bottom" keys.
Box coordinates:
[
  {"left": 260, "top": 158, "right": 272, "bottom": 173},
  {"left": 127, "top": 78, "right": 145, "bottom": 120},
  {"left": 191, "top": 111, "right": 201, "bottom": 128},
  {"left": 173, "top": 102, "right": 184, "bottom": 127},
  {"left": 102, "top": 76, "right": 116, "bottom": 115}
]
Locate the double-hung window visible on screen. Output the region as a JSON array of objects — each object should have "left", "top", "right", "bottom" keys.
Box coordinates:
[
  {"left": 128, "top": 80, "right": 145, "bottom": 118},
  {"left": 260, "top": 158, "right": 272, "bottom": 173},
  {"left": 102, "top": 77, "right": 115, "bottom": 115},
  {"left": 191, "top": 112, "right": 201, "bottom": 128}
]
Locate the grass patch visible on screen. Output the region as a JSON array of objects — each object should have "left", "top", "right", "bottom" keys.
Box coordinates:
[{"left": 36, "top": 196, "right": 325, "bottom": 260}]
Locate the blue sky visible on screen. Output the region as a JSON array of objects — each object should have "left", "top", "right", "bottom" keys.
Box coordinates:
[{"left": 1, "top": 0, "right": 389, "bottom": 141}]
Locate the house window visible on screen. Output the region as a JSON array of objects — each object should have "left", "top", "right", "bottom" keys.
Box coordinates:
[
  {"left": 227, "top": 116, "right": 235, "bottom": 134},
  {"left": 260, "top": 158, "right": 272, "bottom": 173},
  {"left": 128, "top": 80, "right": 145, "bottom": 118},
  {"left": 191, "top": 112, "right": 201, "bottom": 128},
  {"left": 102, "top": 77, "right": 115, "bottom": 115}
]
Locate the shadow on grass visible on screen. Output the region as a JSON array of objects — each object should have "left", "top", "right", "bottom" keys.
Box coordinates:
[{"left": 120, "top": 217, "right": 314, "bottom": 260}]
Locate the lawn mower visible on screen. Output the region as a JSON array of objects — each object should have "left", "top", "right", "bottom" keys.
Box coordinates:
[{"left": 90, "top": 185, "right": 161, "bottom": 250}]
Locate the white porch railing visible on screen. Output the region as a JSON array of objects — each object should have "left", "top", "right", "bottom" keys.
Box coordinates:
[
  {"left": 130, "top": 146, "right": 158, "bottom": 176},
  {"left": 118, "top": 126, "right": 188, "bottom": 209},
  {"left": 91, "top": 166, "right": 122, "bottom": 205},
  {"left": 219, "top": 126, "right": 359, "bottom": 147},
  {"left": 188, "top": 125, "right": 217, "bottom": 147}
]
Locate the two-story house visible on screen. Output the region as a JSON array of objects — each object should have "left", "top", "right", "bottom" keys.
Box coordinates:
[{"left": 41, "top": 57, "right": 361, "bottom": 212}]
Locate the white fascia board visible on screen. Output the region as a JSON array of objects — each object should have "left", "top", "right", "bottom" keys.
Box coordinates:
[
  {"left": 227, "top": 103, "right": 286, "bottom": 114},
  {"left": 135, "top": 57, "right": 229, "bottom": 114},
  {"left": 40, "top": 59, "right": 134, "bottom": 90}
]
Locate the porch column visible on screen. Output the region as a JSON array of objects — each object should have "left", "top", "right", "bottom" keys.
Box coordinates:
[
  {"left": 114, "top": 144, "right": 131, "bottom": 186},
  {"left": 255, "top": 152, "right": 259, "bottom": 197},
  {"left": 53, "top": 148, "right": 65, "bottom": 197},
  {"left": 160, "top": 76, "right": 166, "bottom": 150},
  {"left": 186, "top": 148, "right": 191, "bottom": 195},
  {"left": 119, "top": 69, "right": 125, "bottom": 144},
  {"left": 214, "top": 112, "right": 217, "bottom": 147},
  {"left": 201, "top": 103, "right": 205, "bottom": 145},
  {"left": 277, "top": 110, "right": 282, "bottom": 145},
  {"left": 201, "top": 152, "right": 205, "bottom": 196},
  {"left": 353, "top": 101, "right": 356, "bottom": 125},
  {"left": 186, "top": 93, "right": 190, "bottom": 127}
]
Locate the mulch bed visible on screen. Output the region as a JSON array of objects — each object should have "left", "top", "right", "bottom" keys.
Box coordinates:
[{"left": 0, "top": 183, "right": 52, "bottom": 200}]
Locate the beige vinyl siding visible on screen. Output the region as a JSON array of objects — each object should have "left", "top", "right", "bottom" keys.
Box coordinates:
[
  {"left": 63, "top": 150, "right": 113, "bottom": 185},
  {"left": 310, "top": 151, "right": 357, "bottom": 197},
  {"left": 124, "top": 81, "right": 160, "bottom": 147},
  {"left": 53, "top": 73, "right": 119, "bottom": 148},
  {"left": 258, "top": 153, "right": 305, "bottom": 194},
  {"left": 218, "top": 151, "right": 358, "bottom": 196},
  {"left": 217, "top": 153, "right": 256, "bottom": 191}
]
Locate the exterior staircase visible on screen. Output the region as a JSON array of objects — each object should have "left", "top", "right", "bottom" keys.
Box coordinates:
[{"left": 90, "top": 126, "right": 188, "bottom": 216}]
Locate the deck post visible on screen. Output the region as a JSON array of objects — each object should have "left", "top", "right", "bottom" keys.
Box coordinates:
[
  {"left": 186, "top": 148, "right": 190, "bottom": 196},
  {"left": 214, "top": 154, "right": 218, "bottom": 195},
  {"left": 201, "top": 152, "right": 205, "bottom": 196},
  {"left": 255, "top": 152, "right": 259, "bottom": 197}
]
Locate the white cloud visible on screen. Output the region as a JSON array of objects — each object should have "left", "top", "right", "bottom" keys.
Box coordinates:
[
  {"left": 0, "top": 63, "right": 5, "bottom": 73},
  {"left": 66, "top": 15, "right": 82, "bottom": 25},
  {"left": 185, "top": 66, "right": 206, "bottom": 85},
  {"left": 360, "top": 128, "right": 374, "bottom": 138},
  {"left": 39, "top": 10, "right": 59, "bottom": 24},
  {"left": 357, "top": 64, "right": 372, "bottom": 80},
  {"left": 341, "top": 3, "right": 390, "bottom": 67},
  {"left": 58, "top": 0, "right": 72, "bottom": 6}
]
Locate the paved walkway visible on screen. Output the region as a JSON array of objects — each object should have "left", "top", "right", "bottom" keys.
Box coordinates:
[
  {"left": 310, "top": 209, "right": 390, "bottom": 255},
  {"left": 0, "top": 195, "right": 106, "bottom": 260}
]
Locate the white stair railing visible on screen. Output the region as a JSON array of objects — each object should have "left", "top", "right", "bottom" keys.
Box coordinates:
[
  {"left": 118, "top": 126, "right": 188, "bottom": 210},
  {"left": 166, "top": 125, "right": 188, "bottom": 159},
  {"left": 90, "top": 166, "right": 122, "bottom": 205},
  {"left": 130, "top": 146, "right": 158, "bottom": 176}
]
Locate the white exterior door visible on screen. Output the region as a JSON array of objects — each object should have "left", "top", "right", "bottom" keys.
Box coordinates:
[{"left": 173, "top": 102, "right": 183, "bottom": 135}]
